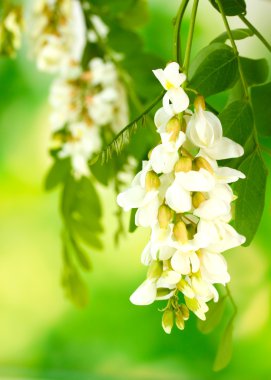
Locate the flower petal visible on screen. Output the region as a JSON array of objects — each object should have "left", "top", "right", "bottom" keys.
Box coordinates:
[
  {"left": 204, "top": 137, "right": 244, "bottom": 160},
  {"left": 130, "top": 279, "right": 157, "bottom": 305},
  {"left": 165, "top": 181, "right": 192, "bottom": 213},
  {"left": 117, "top": 186, "right": 145, "bottom": 211}
]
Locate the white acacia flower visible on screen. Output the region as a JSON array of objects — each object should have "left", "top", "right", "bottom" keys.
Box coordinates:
[
  {"left": 165, "top": 169, "right": 215, "bottom": 213},
  {"left": 199, "top": 250, "right": 230, "bottom": 285},
  {"left": 171, "top": 250, "right": 200, "bottom": 275},
  {"left": 130, "top": 279, "right": 157, "bottom": 305},
  {"left": 58, "top": 122, "right": 101, "bottom": 178},
  {"left": 117, "top": 162, "right": 160, "bottom": 227},
  {"left": 150, "top": 131, "right": 186, "bottom": 174},
  {"left": 153, "top": 62, "right": 189, "bottom": 115},
  {"left": 187, "top": 105, "right": 244, "bottom": 160}
]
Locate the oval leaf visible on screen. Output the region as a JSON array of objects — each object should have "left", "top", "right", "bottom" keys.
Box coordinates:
[
  {"left": 233, "top": 149, "right": 267, "bottom": 246},
  {"left": 211, "top": 28, "right": 253, "bottom": 44},
  {"left": 213, "top": 319, "right": 234, "bottom": 371},
  {"left": 240, "top": 57, "right": 269, "bottom": 86},
  {"left": 198, "top": 297, "right": 226, "bottom": 334},
  {"left": 209, "top": 0, "right": 246, "bottom": 16},
  {"left": 251, "top": 82, "right": 271, "bottom": 136},
  {"left": 189, "top": 43, "right": 238, "bottom": 97}
]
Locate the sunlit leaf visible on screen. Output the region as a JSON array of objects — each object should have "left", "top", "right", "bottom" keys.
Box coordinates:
[
  {"left": 240, "top": 57, "right": 269, "bottom": 86},
  {"left": 211, "top": 28, "right": 253, "bottom": 44},
  {"left": 213, "top": 319, "right": 234, "bottom": 371},
  {"left": 189, "top": 43, "right": 238, "bottom": 97},
  {"left": 44, "top": 158, "right": 70, "bottom": 191},
  {"left": 197, "top": 297, "right": 226, "bottom": 334},
  {"left": 233, "top": 149, "right": 267, "bottom": 246},
  {"left": 251, "top": 82, "right": 271, "bottom": 136}
]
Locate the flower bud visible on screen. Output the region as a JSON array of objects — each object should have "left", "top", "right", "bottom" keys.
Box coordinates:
[
  {"left": 158, "top": 205, "right": 173, "bottom": 229},
  {"left": 192, "top": 192, "right": 206, "bottom": 209},
  {"left": 166, "top": 117, "right": 181, "bottom": 141},
  {"left": 162, "top": 309, "right": 174, "bottom": 334},
  {"left": 175, "top": 311, "right": 185, "bottom": 330},
  {"left": 174, "top": 156, "right": 192, "bottom": 173},
  {"left": 184, "top": 296, "right": 200, "bottom": 313},
  {"left": 147, "top": 260, "right": 163, "bottom": 281},
  {"left": 194, "top": 95, "right": 205, "bottom": 111},
  {"left": 173, "top": 220, "right": 188, "bottom": 243},
  {"left": 193, "top": 157, "right": 214, "bottom": 174},
  {"left": 180, "top": 304, "right": 190, "bottom": 320},
  {"left": 145, "top": 171, "right": 160, "bottom": 191}
]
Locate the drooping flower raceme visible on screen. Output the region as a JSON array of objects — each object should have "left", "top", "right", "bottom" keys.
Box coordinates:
[
  {"left": 50, "top": 57, "right": 128, "bottom": 178},
  {"left": 30, "top": 0, "right": 86, "bottom": 73},
  {"left": 30, "top": 0, "right": 129, "bottom": 178},
  {"left": 117, "top": 62, "right": 246, "bottom": 333}
]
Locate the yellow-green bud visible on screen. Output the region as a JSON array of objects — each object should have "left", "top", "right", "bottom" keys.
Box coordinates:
[
  {"left": 175, "top": 311, "right": 185, "bottom": 330},
  {"left": 157, "top": 287, "right": 172, "bottom": 297},
  {"left": 147, "top": 260, "right": 163, "bottom": 280},
  {"left": 174, "top": 156, "right": 192, "bottom": 173},
  {"left": 158, "top": 204, "right": 173, "bottom": 229},
  {"left": 186, "top": 224, "right": 196, "bottom": 240},
  {"left": 145, "top": 171, "right": 160, "bottom": 191},
  {"left": 192, "top": 192, "right": 206, "bottom": 209},
  {"left": 166, "top": 117, "right": 181, "bottom": 141},
  {"left": 193, "top": 157, "right": 214, "bottom": 174},
  {"left": 173, "top": 220, "right": 188, "bottom": 243},
  {"left": 162, "top": 309, "right": 174, "bottom": 334},
  {"left": 194, "top": 95, "right": 206, "bottom": 111},
  {"left": 180, "top": 304, "right": 190, "bottom": 320}
]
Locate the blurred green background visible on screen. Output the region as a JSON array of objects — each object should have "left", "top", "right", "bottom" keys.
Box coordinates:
[{"left": 0, "top": 1, "right": 271, "bottom": 379}]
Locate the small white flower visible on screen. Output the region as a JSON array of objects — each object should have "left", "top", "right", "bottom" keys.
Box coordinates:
[
  {"left": 199, "top": 250, "right": 230, "bottom": 285},
  {"left": 171, "top": 250, "right": 200, "bottom": 275},
  {"left": 130, "top": 279, "right": 157, "bottom": 305},
  {"left": 187, "top": 105, "right": 244, "bottom": 160},
  {"left": 153, "top": 62, "right": 189, "bottom": 116}
]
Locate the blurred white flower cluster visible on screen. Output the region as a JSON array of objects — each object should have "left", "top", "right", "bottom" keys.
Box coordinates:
[
  {"left": 0, "top": 5, "right": 23, "bottom": 57},
  {"left": 31, "top": 0, "right": 128, "bottom": 178},
  {"left": 50, "top": 58, "right": 128, "bottom": 177},
  {"left": 117, "top": 62, "right": 246, "bottom": 332}
]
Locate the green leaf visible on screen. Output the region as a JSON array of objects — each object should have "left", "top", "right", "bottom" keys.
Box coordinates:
[
  {"left": 129, "top": 208, "right": 137, "bottom": 233},
  {"left": 233, "top": 149, "right": 268, "bottom": 246},
  {"left": 61, "top": 176, "right": 103, "bottom": 250},
  {"left": 197, "top": 297, "right": 226, "bottom": 334},
  {"left": 251, "top": 82, "right": 271, "bottom": 136},
  {"left": 44, "top": 158, "right": 70, "bottom": 191},
  {"left": 211, "top": 28, "right": 253, "bottom": 44},
  {"left": 108, "top": 26, "right": 143, "bottom": 57},
  {"left": 189, "top": 43, "right": 238, "bottom": 97},
  {"left": 209, "top": 0, "right": 246, "bottom": 16},
  {"left": 213, "top": 319, "right": 234, "bottom": 371},
  {"left": 62, "top": 261, "right": 89, "bottom": 308},
  {"left": 120, "top": 0, "right": 149, "bottom": 29},
  {"left": 64, "top": 232, "right": 92, "bottom": 272},
  {"left": 240, "top": 57, "right": 269, "bottom": 86},
  {"left": 219, "top": 100, "right": 253, "bottom": 149}
]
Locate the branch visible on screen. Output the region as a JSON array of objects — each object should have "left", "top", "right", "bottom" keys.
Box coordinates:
[
  {"left": 183, "top": 0, "right": 199, "bottom": 74},
  {"left": 173, "top": 0, "right": 190, "bottom": 64}
]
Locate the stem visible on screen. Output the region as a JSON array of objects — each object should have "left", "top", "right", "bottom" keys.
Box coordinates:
[
  {"left": 173, "top": 0, "right": 190, "bottom": 64},
  {"left": 216, "top": 0, "right": 249, "bottom": 99},
  {"left": 183, "top": 0, "right": 199, "bottom": 74},
  {"left": 239, "top": 14, "right": 271, "bottom": 53}
]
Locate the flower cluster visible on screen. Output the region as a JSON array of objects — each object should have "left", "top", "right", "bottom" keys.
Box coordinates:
[
  {"left": 0, "top": 5, "right": 23, "bottom": 58},
  {"left": 30, "top": 0, "right": 86, "bottom": 73},
  {"left": 50, "top": 58, "right": 128, "bottom": 178},
  {"left": 30, "top": 0, "right": 128, "bottom": 178},
  {"left": 117, "top": 62, "right": 246, "bottom": 333}
]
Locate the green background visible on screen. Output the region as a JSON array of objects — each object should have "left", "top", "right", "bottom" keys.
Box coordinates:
[{"left": 0, "top": 1, "right": 271, "bottom": 379}]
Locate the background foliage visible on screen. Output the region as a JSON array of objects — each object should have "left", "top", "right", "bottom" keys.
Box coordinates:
[{"left": 0, "top": 0, "right": 271, "bottom": 379}]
